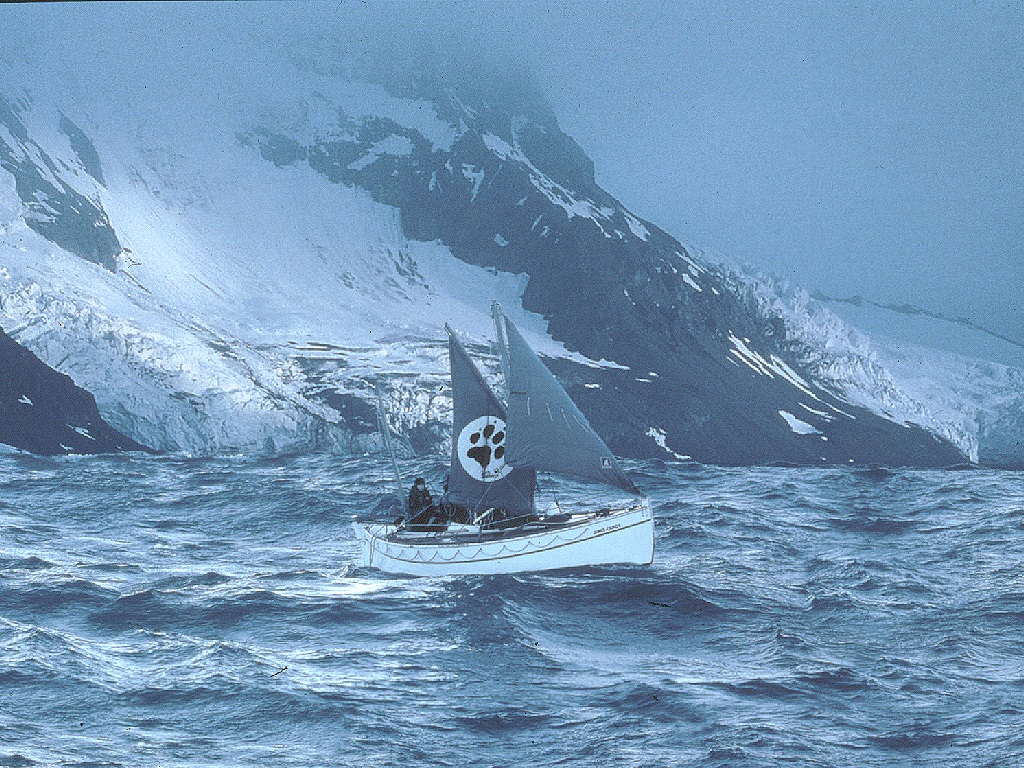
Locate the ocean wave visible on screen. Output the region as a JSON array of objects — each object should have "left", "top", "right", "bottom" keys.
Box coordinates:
[{"left": 1, "top": 455, "right": 1022, "bottom": 766}]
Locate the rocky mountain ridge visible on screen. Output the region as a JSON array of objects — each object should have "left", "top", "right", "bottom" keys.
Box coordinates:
[
  {"left": 243, "top": 70, "right": 965, "bottom": 465},
  {"left": 0, "top": 62, "right": 977, "bottom": 465}
]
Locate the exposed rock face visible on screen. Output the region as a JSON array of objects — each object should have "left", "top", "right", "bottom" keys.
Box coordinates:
[
  {"left": 0, "top": 96, "right": 120, "bottom": 271},
  {"left": 244, "top": 76, "right": 965, "bottom": 466},
  {"left": 0, "top": 326, "right": 147, "bottom": 455},
  {"left": 0, "top": 66, "right": 969, "bottom": 466}
]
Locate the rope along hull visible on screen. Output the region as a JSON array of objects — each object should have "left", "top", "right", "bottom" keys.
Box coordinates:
[{"left": 353, "top": 503, "right": 654, "bottom": 576}]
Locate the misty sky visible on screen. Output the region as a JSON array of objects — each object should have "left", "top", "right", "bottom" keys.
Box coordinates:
[
  {"left": 514, "top": 2, "right": 1023, "bottom": 342},
  {"left": 6, "top": 1, "right": 1023, "bottom": 341}
]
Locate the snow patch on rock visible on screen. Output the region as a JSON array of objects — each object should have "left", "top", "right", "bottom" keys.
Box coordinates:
[
  {"left": 646, "top": 427, "right": 690, "bottom": 460},
  {"left": 778, "top": 410, "right": 822, "bottom": 435}
]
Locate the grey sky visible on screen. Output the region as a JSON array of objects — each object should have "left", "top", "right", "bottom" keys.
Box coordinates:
[
  {"left": 522, "top": 2, "right": 1023, "bottom": 342},
  {"left": 6, "top": 1, "right": 1022, "bottom": 341}
]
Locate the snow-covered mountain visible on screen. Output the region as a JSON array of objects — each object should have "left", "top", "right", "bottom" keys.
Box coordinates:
[
  {"left": 0, "top": 44, "right": 989, "bottom": 466},
  {"left": 817, "top": 296, "right": 1024, "bottom": 469}
]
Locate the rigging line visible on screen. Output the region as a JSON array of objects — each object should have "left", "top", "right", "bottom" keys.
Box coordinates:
[
  {"left": 506, "top": 472, "right": 536, "bottom": 510},
  {"left": 468, "top": 475, "right": 498, "bottom": 517},
  {"left": 470, "top": 475, "right": 508, "bottom": 516},
  {"left": 491, "top": 301, "right": 512, "bottom": 390},
  {"left": 544, "top": 473, "right": 564, "bottom": 516},
  {"left": 468, "top": 470, "right": 535, "bottom": 517},
  {"left": 375, "top": 384, "right": 403, "bottom": 499}
]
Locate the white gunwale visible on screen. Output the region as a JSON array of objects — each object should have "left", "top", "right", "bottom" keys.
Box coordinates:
[{"left": 354, "top": 502, "right": 654, "bottom": 576}]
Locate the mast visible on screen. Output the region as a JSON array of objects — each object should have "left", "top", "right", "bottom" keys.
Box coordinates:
[{"left": 491, "top": 301, "right": 511, "bottom": 393}]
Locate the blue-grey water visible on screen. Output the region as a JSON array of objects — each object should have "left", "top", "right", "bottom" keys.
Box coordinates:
[{"left": 1, "top": 454, "right": 1022, "bottom": 767}]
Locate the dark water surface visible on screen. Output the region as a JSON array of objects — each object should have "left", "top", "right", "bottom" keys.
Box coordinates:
[{"left": 1, "top": 454, "right": 1022, "bottom": 767}]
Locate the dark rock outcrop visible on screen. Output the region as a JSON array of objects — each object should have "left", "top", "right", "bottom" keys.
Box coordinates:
[
  {"left": 0, "top": 326, "right": 148, "bottom": 455},
  {"left": 244, "top": 74, "right": 966, "bottom": 467},
  {"left": 0, "top": 96, "right": 120, "bottom": 271}
]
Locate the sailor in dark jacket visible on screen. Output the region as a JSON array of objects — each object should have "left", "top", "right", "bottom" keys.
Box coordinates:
[{"left": 407, "top": 477, "right": 433, "bottom": 516}]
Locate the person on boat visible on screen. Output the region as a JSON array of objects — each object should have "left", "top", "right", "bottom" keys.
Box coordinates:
[
  {"left": 407, "top": 477, "right": 433, "bottom": 516},
  {"left": 407, "top": 478, "right": 450, "bottom": 530}
]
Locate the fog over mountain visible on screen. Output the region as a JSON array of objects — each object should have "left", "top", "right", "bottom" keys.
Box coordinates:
[
  {"left": 7, "top": 2, "right": 1021, "bottom": 344},
  {"left": 0, "top": 2, "right": 1019, "bottom": 466},
  {"left": 531, "top": 2, "right": 1024, "bottom": 348}
]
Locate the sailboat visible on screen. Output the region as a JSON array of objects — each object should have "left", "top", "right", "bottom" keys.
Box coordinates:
[{"left": 353, "top": 304, "right": 654, "bottom": 576}]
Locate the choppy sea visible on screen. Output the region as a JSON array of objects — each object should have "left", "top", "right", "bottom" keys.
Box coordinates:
[{"left": 1, "top": 453, "right": 1022, "bottom": 767}]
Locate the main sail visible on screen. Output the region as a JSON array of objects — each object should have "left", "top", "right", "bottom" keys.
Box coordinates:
[
  {"left": 446, "top": 326, "right": 535, "bottom": 516},
  {"left": 493, "top": 307, "right": 638, "bottom": 494}
]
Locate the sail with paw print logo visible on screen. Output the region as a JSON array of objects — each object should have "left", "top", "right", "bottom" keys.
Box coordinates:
[{"left": 445, "top": 323, "right": 535, "bottom": 517}]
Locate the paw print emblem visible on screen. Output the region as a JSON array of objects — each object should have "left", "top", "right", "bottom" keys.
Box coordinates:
[{"left": 457, "top": 415, "right": 512, "bottom": 482}]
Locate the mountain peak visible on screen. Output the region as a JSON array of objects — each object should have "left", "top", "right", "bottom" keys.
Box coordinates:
[{"left": 0, "top": 60, "right": 988, "bottom": 465}]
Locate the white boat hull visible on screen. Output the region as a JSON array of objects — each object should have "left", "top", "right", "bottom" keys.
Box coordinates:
[{"left": 353, "top": 502, "right": 654, "bottom": 576}]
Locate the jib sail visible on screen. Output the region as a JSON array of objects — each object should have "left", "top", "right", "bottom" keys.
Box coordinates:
[{"left": 492, "top": 306, "right": 638, "bottom": 494}]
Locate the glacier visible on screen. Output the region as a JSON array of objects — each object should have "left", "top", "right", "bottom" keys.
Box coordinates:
[{"left": 716, "top": 261, "right": 1024, "bottom": 466}]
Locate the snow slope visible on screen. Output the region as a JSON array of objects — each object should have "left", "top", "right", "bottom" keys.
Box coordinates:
[
  {"left": 723, "top": 265, "right": 1024, "bottom": 466},
  {"left": 0, "top": 63, "right": 597, "bottom": 455},
  {"left": 826, "top": 299, "right": 1024, "bottom": 468},
  {"left": 0, "top": 22, "right": 995, "bottom": 464}
]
